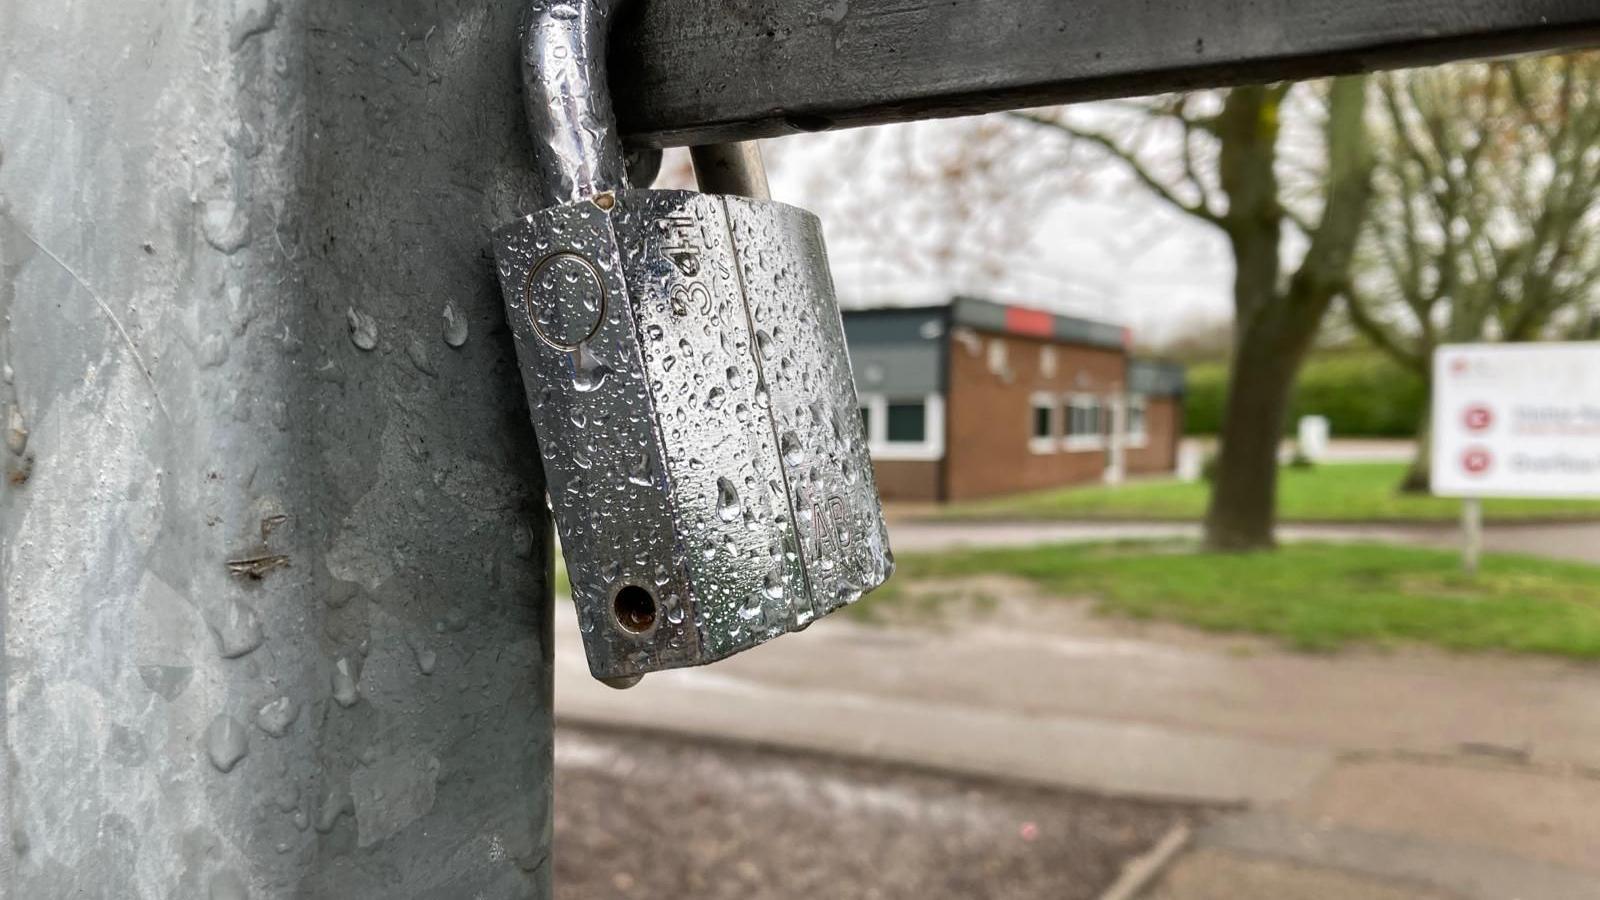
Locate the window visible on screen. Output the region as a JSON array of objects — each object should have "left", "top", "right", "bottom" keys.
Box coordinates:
[
  {"left": 886, "top": 401, "right": 927, "bottom": 444},
  {"left": 1029, "top": 392, "right": 1057, "bottom": 453},
  {"left": 987, "top": 338, "right": 1008, "bottom": 376},
  {"left": 858, "top": 393, "right": 945, "bottom": 461},
  {"left": 1064, "top": 394, "right": 1105, "bottom": 451},
  {"left": 1127, "top": 395, "right": 1149, "bottom": 447}
]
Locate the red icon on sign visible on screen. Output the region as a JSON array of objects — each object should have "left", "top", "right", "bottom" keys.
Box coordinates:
[
  {"left": 1462, "top": 404, "right": 1493, "bottom": 433},
  {"left": 1449, "top": 357, "right": 1470, "bottom": 376},
  {"left": 1461, "top": 447, "right": 1493, "bottom": 476}
]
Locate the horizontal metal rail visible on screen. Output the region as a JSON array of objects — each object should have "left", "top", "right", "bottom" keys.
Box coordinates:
[{"left": 612, "top": 0, "right": 1600, "bottom": 146}]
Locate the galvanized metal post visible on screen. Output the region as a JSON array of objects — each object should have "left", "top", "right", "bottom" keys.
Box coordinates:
[{"left": 1, "top": 1, "right": 556, "bottom": 896}]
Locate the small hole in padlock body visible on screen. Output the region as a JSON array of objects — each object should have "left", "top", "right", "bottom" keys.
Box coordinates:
[{"left": 611, "top": 583, "right": 657, "bottom": 634}]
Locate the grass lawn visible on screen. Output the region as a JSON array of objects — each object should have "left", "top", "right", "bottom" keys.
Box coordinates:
[
  {"left": 941, "top": 462, "right": 1600, "bottom": 523},
  {"left": 857, "top": 541, "right": 1600, "bottom": 658}
]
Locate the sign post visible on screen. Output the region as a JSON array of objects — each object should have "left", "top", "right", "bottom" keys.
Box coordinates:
[
  {"left": 1460, "top": 497, "right": 1483, "bottom": 575},
  {"left": 1432, "top": 342, "right": 1600, "bottom": 572}
]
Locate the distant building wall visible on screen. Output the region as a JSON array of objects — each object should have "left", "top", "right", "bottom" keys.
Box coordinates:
[
  {"left": 945, "top": 329, "right": 1125, "bottom": 501},
  {"left": 1126, "top": 396, "right": 1182, "bottom": 475},
  {"left": 870, "top": 459, "right": 943, "bottom": 503},
  {"left": 843, "top": 299, "right": 1185, "bottom": 504}
]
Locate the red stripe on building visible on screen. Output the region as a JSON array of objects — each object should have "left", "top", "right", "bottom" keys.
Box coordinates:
[{"left": 1004, "top": 306, "right": 1054, "bottom": 337}]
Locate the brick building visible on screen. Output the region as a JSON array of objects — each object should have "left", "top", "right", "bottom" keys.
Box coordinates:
[{"left": 844, "top": 297, "right": 1185, "bottom": 502}]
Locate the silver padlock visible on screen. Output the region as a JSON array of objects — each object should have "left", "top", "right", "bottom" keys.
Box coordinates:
[{"left": 494, "top": 0, "right": 892, "bottom": 685}]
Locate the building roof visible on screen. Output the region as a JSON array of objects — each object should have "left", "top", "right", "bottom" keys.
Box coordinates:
[
  {"left": 948, "top": 296, "right": 1129, "bottom": 351},
  {"left": 1129, "top": 359, "right": 1186, "bottom": 397},
  {"left": 843, "top": 296, "right": 1129, "bottom": 351},
  {"left": 841, "top": 296, "right": 1183, "bottom": 398}
]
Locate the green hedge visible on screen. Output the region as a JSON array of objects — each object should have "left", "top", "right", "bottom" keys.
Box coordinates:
[{"left": 1184, "top": 352, "right": 1425, "bottom": 437}]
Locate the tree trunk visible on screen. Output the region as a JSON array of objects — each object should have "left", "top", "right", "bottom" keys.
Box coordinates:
[
  {"left": 1203, "top": 76, "right": 1371, "bottom": 551},
  {"left": 1399, "top": 384, "right": 1433, "bottom": 493},
  {"left": 1203, "top": 312, "right": 1313, "bottom": 550}
]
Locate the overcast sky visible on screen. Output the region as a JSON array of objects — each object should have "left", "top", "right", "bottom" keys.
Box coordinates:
[{"left": 752, "top": 111, "right": 1240, "bottom": 347}]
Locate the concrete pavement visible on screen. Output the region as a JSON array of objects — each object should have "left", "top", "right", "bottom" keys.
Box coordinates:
[{"left": 554, "top": 574, "right": 1600, "bottom": 898}]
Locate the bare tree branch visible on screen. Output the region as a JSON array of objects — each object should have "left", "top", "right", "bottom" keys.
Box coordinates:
[{"left": 1007, "top": 111, "right": 1224, "bottom": 226}]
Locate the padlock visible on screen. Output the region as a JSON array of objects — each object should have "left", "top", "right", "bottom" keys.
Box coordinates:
[{"left": 493, "top": 0, "right": 893, "bottom": 685}]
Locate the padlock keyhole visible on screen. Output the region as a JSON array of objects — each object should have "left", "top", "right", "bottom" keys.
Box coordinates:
[{"left": 612, "top": 584, "right": 657, "bottom": 633}]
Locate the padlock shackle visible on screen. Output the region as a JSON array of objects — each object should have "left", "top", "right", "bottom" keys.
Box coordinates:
[{"left": 521, "top": 0, "right": 630, "bottom": 207}]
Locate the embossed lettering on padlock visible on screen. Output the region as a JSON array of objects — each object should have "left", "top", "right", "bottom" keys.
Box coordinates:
[{"left": 493, "top": 0, "right": 892, "bottom": 683}]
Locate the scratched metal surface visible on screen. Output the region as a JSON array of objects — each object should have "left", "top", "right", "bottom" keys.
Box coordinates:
[
  {"left": 1, "top": 0, "right": 556, "bottom": 896},
  {"left": 494, "top": 190, "right": 891, "bottom": 680}
]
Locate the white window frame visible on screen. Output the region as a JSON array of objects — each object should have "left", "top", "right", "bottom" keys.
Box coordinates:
[
  {"left": 986, "top": 338, "right": 1008, "bottom": 375},
  {"left": 1063, "top": 393, "right": 1106, "bottom": 452},
  {"left": 860, "top": 392, "right": 945, "bottom": 461},
  {"left": 1029, "top": 391, "right": 1058, "bottom": 454},
  {"left": 1126, "top": 394, "right": 1150, "bottom": 448}
]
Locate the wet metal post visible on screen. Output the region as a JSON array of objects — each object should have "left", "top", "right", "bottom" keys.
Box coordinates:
[{"left": 3, "top": 1, "right": 557, "bottom": 896}]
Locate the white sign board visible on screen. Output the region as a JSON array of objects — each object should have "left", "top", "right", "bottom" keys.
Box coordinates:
[{"left": 1432, "top": 342, "right": 1600, "bottom": 498}]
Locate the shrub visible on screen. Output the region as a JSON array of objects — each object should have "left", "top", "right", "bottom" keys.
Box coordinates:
[{"left": 1183, "top": 352, "right": 1424, "bottom": 437}]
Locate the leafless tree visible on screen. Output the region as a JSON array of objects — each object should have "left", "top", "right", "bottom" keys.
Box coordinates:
[
  {"left": 767, "top": 116, "right": 1098, "bottom": 309},
  {"left": 1015, "top": 78, "right": 1374, "bottom": 550},
  {"left": 1345, "top": 53, "right": 1600, "bottom": 490}
]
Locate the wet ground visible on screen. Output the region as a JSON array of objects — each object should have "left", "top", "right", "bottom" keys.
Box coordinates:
[{"left": 553, "top": 724, "right": 1200, "bottom": 900}]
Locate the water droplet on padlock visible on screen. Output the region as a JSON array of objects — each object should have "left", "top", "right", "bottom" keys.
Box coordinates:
[
  {"left": 755, "top": 329, "right": 775, "bottom": 361},
  {"left": 716, "top": 477, "right": 741, "bottom": 522},
  {"left": 762, "top": 573, "right": 785, "bottom": 602},
  {"left": 627, "top": 453, "right": 653, "bottom": 487},
  {"left": 573, "top": 344, "right": 612, "bottom": 392},
  {"left": 707, "top": 386, "right": 726, "bottom": 409},
  {"left": 780, "top": 431, "right": 806, "bottom": 466},
  {"left": 646, "top": 323, "right": 664, "bottom": 341}
]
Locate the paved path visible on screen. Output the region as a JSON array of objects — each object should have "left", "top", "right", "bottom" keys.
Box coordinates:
[
  {"left": 885, "top": 518, "right": 1600, "bottom": 565},
  {"left": 556, "top": 576, "right": 1600, "bottom": 898},
  {"left": 1182, "top": 436, "right": 1417, "bottom": 465}
]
